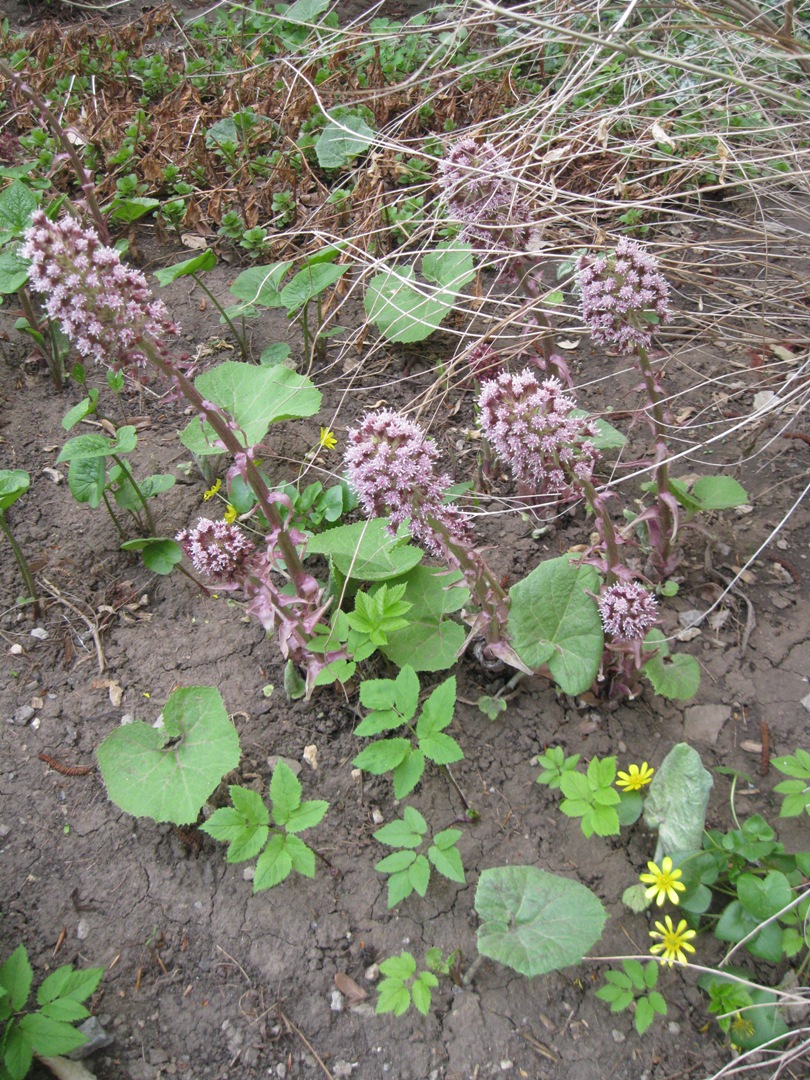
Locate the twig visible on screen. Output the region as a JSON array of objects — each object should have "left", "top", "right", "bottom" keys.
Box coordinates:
[
  {"left": 39, "top": 578, "right": 106, "bottom": 674},
  {"left": 277, "top": 1010, "right": 333, "bottom": 1080}
]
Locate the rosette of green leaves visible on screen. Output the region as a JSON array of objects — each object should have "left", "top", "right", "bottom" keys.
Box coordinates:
[{"left": 374, "top": 806, "right": 465, "bottom": 908}]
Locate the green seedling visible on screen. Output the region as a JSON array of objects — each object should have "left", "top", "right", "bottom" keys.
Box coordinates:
[
  {"left": 559, "top": 755, "right": 623, "bottom": 838},
  {"left": 535, "top": 745, "right": 581, "bottom": 790},
  {"left": 373, "top": 805, "right": 465, "bottom": 908},
  {"left": 352, "top": 667, "right": 462, "bottom": 798},
  {"left": 0, "top": 470, "right": 40, "bottom": 616},
  {"left": 771, "top": 749, "right": 810, "bottom": 819},
  {"left": 0, "top": 945, "right": 105, "bottom": 1079},
  {"left": 202, "top": 762, "right": 329, "bottom": 892},
  {"left": 595, "top": 960, "right": 667, "bottom": 1035},
  {"left": 375, "top": 951, "right": 438, "bottom": 1017}
]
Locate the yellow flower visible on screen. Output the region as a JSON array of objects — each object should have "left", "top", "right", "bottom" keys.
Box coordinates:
[
  {"left": 223, "top": 504, "right": 237, "bottom": 524},
  {"left": 318, "top": 427, "right": 338, "bottom": 452},
  {"left": 203, "top": 478, "right": 222, "bottom": 501},
  {"left": 649, "top": 915, "right": 696, "bottom": 966},
  {"left": 616, "top": 762, "right": 654, "bottom": 791},
  {"left": 640, "top": 856, "right": 686, "bottom": 906}
]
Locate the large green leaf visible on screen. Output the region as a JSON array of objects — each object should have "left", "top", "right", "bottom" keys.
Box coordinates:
[
  {"left": 180, "top": 362, "right": 321, "bottom": 456},
  {"left": 643, "top": 742, "right": 713, "bottom": 859},
  {"left": 379, "top": 566, "right": 469, "bottom": 671},
  {"left": 229, "top": 262, "right": 294, "bottom": 309},
  {"left": 0, "top": 945, "right": 33, "bottom": 1011},
  {"left": 364, "top": 242, "right": 474, "bottom": 343},
  {"left": 0, "top": 469, "right": 30, "bottom": 513},
  {"left": 0, "top": 179, "right": 37, "bottom": 235},
  {"left": 476, "top": 866, "right": 607, "bottom": 977},
  {"left": 642, "top": 629, "right": 701, "bottom": 700},
  {"left": 0, "top": 248, "right": 30, "bottom": 294},
  {"left": 96, "top": 686, "right": 240, "bottom": 825},
  {"left": 691, "top": 476, "right": 749, "bottom": 510},
  {"left": 153, "top": 249, "right": 216, "bottom": 285},
  {"left": 508, "top": 556, "right": 603, "bottom": 695},
  {"left": 280, "top": 263, "right": 347, "bottom": 313},
  {"left": 306, "top": 518, "right": 423, "bottom": 581},
  {"left": 315, "top": 116, "right": 375, "bottom": 170}
]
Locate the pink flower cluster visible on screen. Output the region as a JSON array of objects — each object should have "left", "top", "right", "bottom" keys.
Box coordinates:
[
  {"left": 175, "top": 518, "right": 256, "bottom": 588},
  {"left": 577, "top": 237, "right": 670, "bottom": 353},
  {"left": 437, "top": 138, "right": 533, "bottom": 250},
  {"left": 344, "top": 409, "right": 471, "bottom": 556},
  {"left": 598, "top": 581, "right": 659, "bottom": 641},
  {"left": 477, "top": 369, "right": 600, "bottom": 495},
  {"left": 20, "top": 210, "right": 179, "bottom": 372},
  {"left": 466, "top": 340, "right": 502, "bottom": 382}
]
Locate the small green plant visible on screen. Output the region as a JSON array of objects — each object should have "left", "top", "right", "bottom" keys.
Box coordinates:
[
  {"left": 771, "top": 748, "right": 810, "bottom": 818},
  {"left": 595, "top": 959, "right": 667, "bottom": 1035},
  {"left": 352, "top": 667, "right": 462, "bottom": 798},
  {"left": 201, "top": 761, "right": 329, "bottom": 892},
  {"left": 57, "top": 420, "right": 175, "bottom": 540},
  {"left": 535, "top": 745, "right": 581, "bottom": 790},
  {"left": 0, "top": 945, "right": 105, "bottom": 1079},
  {"left": 0, "top": 469, "right": 40, "bottom": 616},
  {"left": 558, "top": 755, "right": 623, "bottom": 838},
  {"left": 375, "top": 951, "right": 439, "bottom": 1017},
  {"left": 698, "top": 972, "right": 789, "bottom": 1053},
  {"left": 373, "top": 805, "right": 465, "bottom": 907}
]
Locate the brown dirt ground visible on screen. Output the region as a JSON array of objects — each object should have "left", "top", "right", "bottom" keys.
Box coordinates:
[{"left": 2, "top": 4, "right": 810, "bottom": 1080}]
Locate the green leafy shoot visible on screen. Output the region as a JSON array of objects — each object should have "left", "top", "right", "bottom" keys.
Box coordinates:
[
  {"left": 535, "top": 745, "right": 581, "bottom": 790},
  {"left": 771, "top": 748, "right": 810, "bottom": 818},
  {"left": 352, "top": 668, "right": 462, "bottom": 798},
  {"left": 0, "top": 945, "right": 105, "bottom": 1080},
  {"left": 376, "top": 951, "right": 438, "bottom": 1017},
  {"left": 373, "top": 806, "right": 465, "bottom": 908},
  {"left": 558, "top": 755, "right": 622, "bottom": 838},
  {"left": 595, "top": 960, "right": 667, "bottom": 1036},
  {"left": 201, "top": 762, "right": 328, "bottom": 893},
  {"left": 346, "top": 582, "right": 413, "bottom": 652}
]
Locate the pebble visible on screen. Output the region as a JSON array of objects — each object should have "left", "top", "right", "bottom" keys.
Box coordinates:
[
  {"left": 371, "top": 808, "right": 384, "bottom": 825},
  {"left": 242, "top": 866, "right": 255, "bottom": 881},
  {"left": 76, "top": 918, "right": 90, "bottom": 940},
  {"left": 330, "top": 990, "right": 344, "bottom": 1012},
  {"left": 29, "top": 628, "right": 48, "bottom": 640},
  {"left": 9, "top": 644, "right": 23, "bottom": 655},
  {"left": 0, "top": 824, "right": 10, "bottom": 838},
  {"left": 12, "top": 705, "right": 34, "bottom": 726},
  {"left": 668, "top": 1021, "right": 681, "bottom": 1034},
  {"left": 332, "top": 1064, "right": 357, "bottom": 1079},
  {"left": 678, "top": 609, "right": 703, "bottom": 629},
  {"left": 364, "top": 963, "right": 380, "bottom": 982},
  {"left": 612, "top": 1030, "right": 626, "bottom": 1043},
  {"left": 275, "top": 1065, "right": 287, "bottom": 1079},
  {"left": 500, "top": 1061, "right": 514, "bottom": 1071},
  {"left": 801, "top": 692, "right": 810, "bottom": 714},
  {"left": 67, "top": 1016, "right": 114, "bottom": 1059}
]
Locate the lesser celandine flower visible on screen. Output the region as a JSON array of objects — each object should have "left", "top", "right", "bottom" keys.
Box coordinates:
[
  {"left": 598, "top": 581, "right": 658, "bottom": 641},
  {"left": 318, "top": 427, "right": 337, "bottom": 452},
  {"left": 223, "top": 504, "right": 238, "bottom": 524},
  {"left": 616, "top": 762, "right": 654, "bottom": 792},
  {"left": 640, "top": 857, "right": 686, "bottom": 907},
  {"left": 649, "top": 915, "right": 696, "bottom": 966},
  {"left": 203, "top": 479, "right": 222, "bottom": 501}
]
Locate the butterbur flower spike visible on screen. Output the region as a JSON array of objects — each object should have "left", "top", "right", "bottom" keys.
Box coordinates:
[
  {"left": 176, "top": 518, "right": 256, "bottom": 589},
  {"left": 477, "top": 369, "right": 600, "bottom": 496},
  {"left": 578, "top": 237, "right": 670, "bottom": 353},
  {"left": 438, "top": 138, "right": 533, "bottom": 250},
  {"left": 21, "top": 210, "right": 179, "bottom": 374},
  {"left": 598, "top": 581, "right": 658, "bottom": 641},
  {"left": 344, "top": 409, "right": 471, "bottom": 556}
]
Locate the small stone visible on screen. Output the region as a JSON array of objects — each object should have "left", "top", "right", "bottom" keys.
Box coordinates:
[
  {"left": 267, "top": 755, "right": 301, "bottom": 777},
  {"left": 242, "top": 866, "right": 255, "bottom": 881},
  {"left": 30, "top": 718, "right": 40, "bottom": 731},
  {"left": 303, "top": 744, "right": 318, "bottom": 770},
  {"left": 684, "top": 704, "right": 730, "bottom": 745},
  {"left": 332, "top": 1064, "right": 357, "bottom": 1079},
  {"left": 364, "top": 963, "right": 380, "bottom": 983},
  {"left": 12, "top": 705, "right": 34, "bottom": 725},
  {"left": 330, "top": 990, "right": 344, "bottom": 1012},
  {"left": 678, "top": 610, "right": 703, "bottom": 630},
  {"left": 76, "top": 918, "right": 90, "bottom": 941},
  {"left": 676, "top": 627, "right": 702, "bottom": 642},
  {"left": 31, "top": 697, "right": 44, "bottom": 710},
  {"left": 371, "top": 808, "right": 384, "bottom": 825},
  {"left": 500, "top": 1061, "right": 514, "bottom": 1071},
  {"left": 9, "top": 644, "right": 23, "bottom": 655},
  {"left": 667, "top": 1021, "right": 681, "bottom": 1034},
  {"left": 351, "top": 769, "right": 362, "bottom": 782},
  {"left": 67, "top": 1016, "right": 114, "bottom": 1059},
  {"left": 276, "top": 1064, "right": 287, "bottom": 1079},
  {"left": 801, "top": 692, "right": 810, "bottom": 714},
  {"left": 30, "top": 628, "right": 48, "bottom": 640},
  {"left": 0, "top": 824, "right": 10, "bottom": 838},
  {"left": 611, "top": 1030, "right": 626, "bottom": 1043}
]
